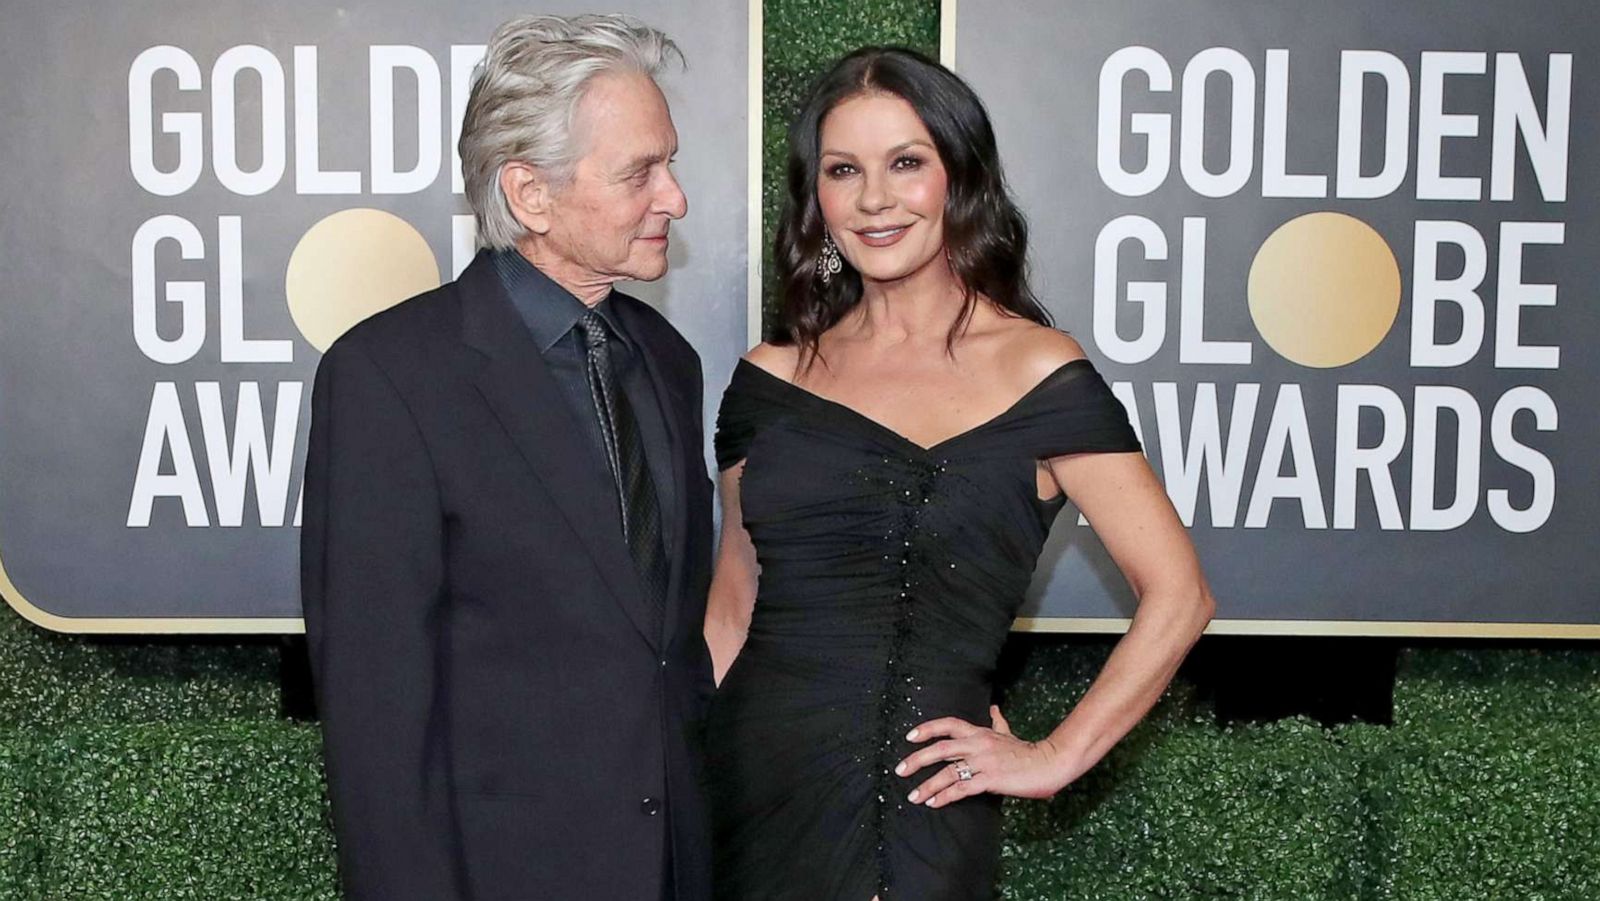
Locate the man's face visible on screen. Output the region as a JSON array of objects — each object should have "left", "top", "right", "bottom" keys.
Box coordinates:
[{"left": 541, "top": 71, "right": 687, "bottom": 285}]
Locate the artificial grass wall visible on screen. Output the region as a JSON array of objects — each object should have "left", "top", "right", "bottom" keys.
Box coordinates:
[
  {"left": 2, "top": 1, "right": 1597, "bottom": 898},
  {"left": 996, "top": 642, "right": 1600, "bottom": 899},
  {"left": 4, "top": 604, "right": 1597, "bottom": 898}
]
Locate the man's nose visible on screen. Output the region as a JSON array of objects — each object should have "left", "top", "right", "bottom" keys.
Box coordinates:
[{"left": 658, "top": 169, "right": 688, "bottom": 219}]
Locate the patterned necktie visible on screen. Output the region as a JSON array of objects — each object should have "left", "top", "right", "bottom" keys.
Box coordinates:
[{"left": 573, "top": 309, "right": 668, "bottom": 636}]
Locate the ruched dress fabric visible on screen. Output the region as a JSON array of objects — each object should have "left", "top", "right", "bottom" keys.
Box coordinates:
[{"left": 706, "top": 357, "right": 1141, "bottom": 901}]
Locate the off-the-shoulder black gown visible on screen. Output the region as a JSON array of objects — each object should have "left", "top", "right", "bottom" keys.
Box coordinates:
[{"left": 705, "top": 356, "right": 1141, "bottom": 900}]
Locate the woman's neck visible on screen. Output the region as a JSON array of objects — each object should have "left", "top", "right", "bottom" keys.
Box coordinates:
[{"left": 849, "top": 256, "right": 968, "bottom": 345}]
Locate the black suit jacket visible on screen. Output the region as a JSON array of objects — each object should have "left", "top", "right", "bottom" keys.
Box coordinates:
[{"left": 301, "top": 251, "right": 716, "bottom": 901}]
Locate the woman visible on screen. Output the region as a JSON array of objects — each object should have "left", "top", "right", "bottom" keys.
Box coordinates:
[{"left": 703, "top": 47, "right": 1214, "bottom": 900}]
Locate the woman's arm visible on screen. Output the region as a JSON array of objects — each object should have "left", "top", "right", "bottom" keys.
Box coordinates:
[
  {"left": 703, "top": 462, "right": 760, "bottom": 685},
  {"left": 1030, "top": 449, "right": 1215, "bottom": 783},
  {"left": 897, "top": 449, "right": 1214, "bottom": 806}
]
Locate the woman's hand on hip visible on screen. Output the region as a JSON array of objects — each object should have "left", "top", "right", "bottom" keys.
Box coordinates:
[{"left": 894, "top": 706, "right": 1072, "bottom": 807}]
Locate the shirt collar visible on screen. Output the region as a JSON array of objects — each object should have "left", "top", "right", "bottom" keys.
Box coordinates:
[{"left": 492, "top": 248, "right": 629, "bottom": 353}]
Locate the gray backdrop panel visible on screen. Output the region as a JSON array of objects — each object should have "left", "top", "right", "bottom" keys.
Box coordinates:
[
  {"left": 0, "top": 0, "right": 749, "bottom": 623},
  {"left": 954, "top": 0, "right": 1596, "bottom": 626}
]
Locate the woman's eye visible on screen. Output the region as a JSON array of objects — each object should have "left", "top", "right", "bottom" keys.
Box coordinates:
[
  {"left": 825, "top": 163, "right": 857, "bottom": 178},
  {"left": 893, "top": 155, "right": 923, "bottom": 171}
]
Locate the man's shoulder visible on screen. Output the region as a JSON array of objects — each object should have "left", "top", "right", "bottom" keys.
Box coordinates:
[
  {"left": 327, "top": 280, "right": 461, "bottom": 361},
  {"left": 316, "top": 280, "right": 466, "bottom": 399}
]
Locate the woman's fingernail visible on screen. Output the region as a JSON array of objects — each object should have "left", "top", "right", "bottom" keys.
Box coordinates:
[
  {"left": 906, "top": 729, "right": 919, "bottom": 741},
  {"left": 894, "top": 762, "right": 907, "bottom": 776},
  {"left": 907, "top": 790, "right": 920, "bottom": 803}
]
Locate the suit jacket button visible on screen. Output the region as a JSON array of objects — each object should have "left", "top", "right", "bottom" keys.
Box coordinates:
[{"left": 640, "top": 797, "right": 661, "bottom": 816}]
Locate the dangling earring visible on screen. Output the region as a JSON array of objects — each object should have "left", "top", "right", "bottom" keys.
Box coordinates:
[{"left": 819, "top": 231, "right": 843, "bottom": 286}]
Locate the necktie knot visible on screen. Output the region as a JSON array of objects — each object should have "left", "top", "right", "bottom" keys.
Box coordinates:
[{"left": 575, "top": 309, "right": 610, "bottom": 350}]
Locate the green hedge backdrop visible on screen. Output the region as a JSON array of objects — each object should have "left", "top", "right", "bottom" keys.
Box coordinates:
[{"left": 3, "top": 1, "right": 1597, "bottom": 897}]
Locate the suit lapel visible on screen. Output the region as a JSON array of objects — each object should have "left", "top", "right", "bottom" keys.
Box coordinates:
[
  {"left": 456, "top": 253, "right": 660, "bottom": 650},
  {"left": 612, "top": 296, "right": 693, "bottom": 651}
]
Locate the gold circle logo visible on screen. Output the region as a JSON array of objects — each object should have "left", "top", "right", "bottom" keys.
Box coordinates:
[
  {"left": 1247, "top": 212, "right": 1400, "bottom": 368},
  {"left": 285, "top": 208, "right": 441, "bottom": 351}
]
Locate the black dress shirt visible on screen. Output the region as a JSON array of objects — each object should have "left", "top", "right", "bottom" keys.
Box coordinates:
[{"left": 492, "top": 249, "right": 677, "bottom": 557}]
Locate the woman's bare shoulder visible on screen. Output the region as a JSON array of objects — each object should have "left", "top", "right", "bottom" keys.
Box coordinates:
[
  {"left": 742, "top": 341, "right": 802, "bottom": 382},
  {"left": 992, "top": 320, "right": 1089, "bottom": 387}
]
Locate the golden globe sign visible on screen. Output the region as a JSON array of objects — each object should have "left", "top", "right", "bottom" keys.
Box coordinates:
[
  {"left": 949, "top": 0, "right": 1595, "bottom": 635},
  {"left": 1090, "top": 48, "right": 1564, "bottom": 534},
  {"left": 0, "top": 1, "right": 754, "bottom": 631}
]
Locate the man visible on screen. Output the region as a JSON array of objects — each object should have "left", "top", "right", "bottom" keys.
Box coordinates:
[{"left": 301, "top": 15, "right": 713, "bottom": 900}]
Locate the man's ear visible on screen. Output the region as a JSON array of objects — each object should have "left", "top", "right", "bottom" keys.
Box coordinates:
[{"left": 500, "top": 160, "right": 553, "bottom": 235}]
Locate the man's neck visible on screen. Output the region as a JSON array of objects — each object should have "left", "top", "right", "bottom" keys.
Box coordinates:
[{"left": 512, "top": 241, "right": 614, "bottom": 308}]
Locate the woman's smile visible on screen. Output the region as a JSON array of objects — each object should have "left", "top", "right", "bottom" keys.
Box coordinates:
[{"left": 852, "top": 223, "right": 913, "bottom": 247}]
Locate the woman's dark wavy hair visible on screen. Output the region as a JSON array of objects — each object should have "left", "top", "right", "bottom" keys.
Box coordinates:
[{"left": 772, "top": 46, "right": 1050, "bottom": 363}]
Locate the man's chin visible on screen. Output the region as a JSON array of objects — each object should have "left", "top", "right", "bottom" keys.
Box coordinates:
[{"left": 621, "top": 255, "right": 671, "bottom": 283}]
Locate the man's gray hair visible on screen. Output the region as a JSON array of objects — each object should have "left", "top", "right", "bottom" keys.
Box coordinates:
[{"left": 460, "top": 14, "right": 683, "bottom": 250}]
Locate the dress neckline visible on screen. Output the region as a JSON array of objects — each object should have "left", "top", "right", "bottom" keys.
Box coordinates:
[{"left": 734, "top": 357, "right": 1092, "bottom": 455}]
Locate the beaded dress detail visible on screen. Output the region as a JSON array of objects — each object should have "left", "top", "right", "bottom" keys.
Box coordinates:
[{"left": 705, "top": 357, "right": 1141, "bottom": 901}]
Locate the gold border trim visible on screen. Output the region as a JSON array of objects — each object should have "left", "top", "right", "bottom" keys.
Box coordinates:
[
  {"left": 0, "top": 2, "right": 766, "bottom": 636},
  {"left": 1014, "top": 617, "right": 1600, "bottom": 639},
  {"left": 0, "top": 546, "right": 303, "bottom": 634},
  {"left": 939, "top": 0, "right": 958, "bottom": 67},
  {"left": 748, "top": 0, "right": 765, "bottom": 349}
]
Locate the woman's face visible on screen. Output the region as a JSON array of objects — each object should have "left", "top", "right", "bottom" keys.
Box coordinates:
[{"left": 815, "top": 92, "right": 950, "bottom": 286}]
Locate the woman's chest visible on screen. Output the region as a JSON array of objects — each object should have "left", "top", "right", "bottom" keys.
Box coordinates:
[{"left": 737, "top": 415, "right": 1055, "bottom": 541}]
